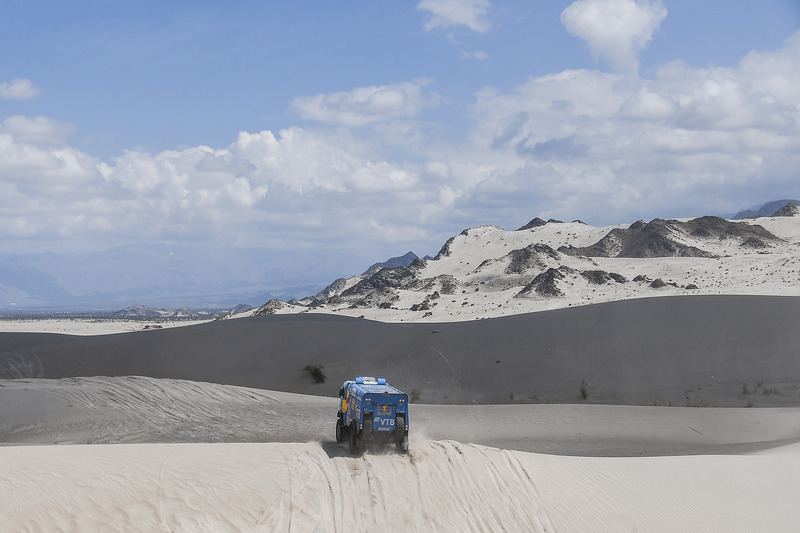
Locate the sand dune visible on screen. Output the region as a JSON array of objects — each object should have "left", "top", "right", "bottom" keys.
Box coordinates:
[
  {"left": 3, "top": 376, "right": 800, "bottom": 456},
  {"left": 1, "top": 375, "right": 799, "bottom": 531},
  {"left": 2, "top": 294, "right": 800, "bottom": 530},
  {"left": 2, "top": 437, "right": 799, "bottom": 532},
  {"left": 3, "top": 295, "right": 800, "bottom": 407},
  {"left": 0, "top": 318, "right": 209, "bottom": 336}
]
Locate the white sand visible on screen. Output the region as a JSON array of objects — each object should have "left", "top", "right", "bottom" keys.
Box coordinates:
[
  {"left": 5, "top": 376, "right": 799, "bottom": 454},
  {"left": 1, "top": 216, "right": 798, "bottom": 529},
  {"left": 1, "top": 439, "right": 798, "bottom": 532},
  {"left": 1, "top": 377, "right": 799, "bottom": 531},
  {"left": 0, "top": 318, "right": 211, "bottom": 335}
]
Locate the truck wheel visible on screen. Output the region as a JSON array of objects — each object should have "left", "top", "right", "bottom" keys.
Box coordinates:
[
  {"left": 362, "top": 413, "right": 373, "bottom": 446},
  {"left": 397, "top": 436, "right": 409, "bottom": 453},
  {"left": 349, "top": 421, "right": 360, "bottom": 454},
  {"left": 335, "top": 417, "right": 347, "bottom": 443},
  {"left": 395, "top": 415, "right": 407, "bottom": 453}
]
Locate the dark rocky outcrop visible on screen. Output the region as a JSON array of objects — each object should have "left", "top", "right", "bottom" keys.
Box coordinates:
[
  {"left": 559, "top": 219, "right": 712, "bottom": 258},
  {"left": 772, "top": 203, "right": 799, "bottom": 217},
  {"left": 608, "top": 272, "right": 627, "bottom": 283},
  {"left": 516, "top": 268, "right": 566, "bottom": 297},
  {"left": 435, "top": 236, "right": 457, "bottom": 259},
  {"left": 362, "top": 251, "right": 419, "bottom": 276},
  {"left": 559, "top": 217, "right": 782, "bottom": 259},
  {"left": 407, "top": 275, "right": 458, "bottom": 295},
  {"left": 517, "top": 217, "right": 548, "bottom": 230},
  {"left": 649, "top": 279, "right": 678, "bottom": 289},
  {"left": 314, "top": 277, "right": 349, "bottom": 300},
  {"left": 740, "top": 237, "right": 769, "bottom": 249},
  {"left": 342, "top": 266, "right": 417, "bottom": 299},
  {"left": 411, "top": 291, "right": 440, "bottom": 312},
  {"left": 253, "top": 299, "right": 285, "bottom": 316},
  {"left": 505, "top": 244, "right": 561, "bottom": 274},
  {"left": 681, "top": 216, "right": 780, "bottom": 242},
  {"left": 350, "top": 287, "right": 400, "bottom": 309},
  {"left": 581, "top": 270, "right": 628, "bottom": 285},
  {"left": 516, "top": 218, "right": 565, "bottom": 231},
  {"left": 310, "top": 261, "right": 425, "bottom": 309}
]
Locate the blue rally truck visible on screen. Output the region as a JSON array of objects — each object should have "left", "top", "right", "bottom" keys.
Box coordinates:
[{"left": 336, "top": 376, "right": 409, "bottom": 454}]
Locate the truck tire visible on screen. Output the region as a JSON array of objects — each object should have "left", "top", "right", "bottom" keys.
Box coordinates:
[
  {"left": 395, "top": 415, "right": 408, "bottom": 453},
  {"left": 349, "top": 421, "right": 360, "bottom": 454},
  {"left": 362, "top": 413, "right": 373, "bottom": 446},
  {"left": 335, "top": 417, "right": 347, "bottom": 443}
]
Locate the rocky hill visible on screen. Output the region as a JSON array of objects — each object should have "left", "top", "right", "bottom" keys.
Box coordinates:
[
  {"left": 733, "top": 199, "right": 800, "bottom": 219},
  {"left": 113, "top": 304, "right": 248, "bottom": 320},
  {"left": 361, "top": 251, "right": 419, "bottom": 276},
  {"left": 236, "top": 206, "right": 800, "bottom": 323}
]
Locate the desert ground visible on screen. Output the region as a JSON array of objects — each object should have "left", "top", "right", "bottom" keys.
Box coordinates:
[
  {"left": 1, "top": 376, "right": 799, "bottom": 531},
  {"left": 2, "top": 294, "right": 800, "bottom": 531}
]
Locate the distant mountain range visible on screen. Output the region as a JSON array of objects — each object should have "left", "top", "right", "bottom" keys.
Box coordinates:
[
  {"left": 732, "top": 199, "right": 800, "bottom": 219},
  {"left": 242, "top": 200, "right": 800, "bottom": 322},
  {"left": 111, "top": 304, "right": 253, "bottom": 320},
  {"left": 1, "top": 199, "right": 797, "bottom": 314},
  {"left": 362, "top": 251, "right": 421, "bottom": 276}
]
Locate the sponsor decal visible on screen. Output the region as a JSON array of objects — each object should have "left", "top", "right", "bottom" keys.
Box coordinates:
[{"left": 377, "top": 405, "right": 391, "bottom": 415}]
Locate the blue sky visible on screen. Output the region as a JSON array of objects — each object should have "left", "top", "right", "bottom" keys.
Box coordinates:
[{"left": 1, "top": 0, "right": 800, "bottom": 305}]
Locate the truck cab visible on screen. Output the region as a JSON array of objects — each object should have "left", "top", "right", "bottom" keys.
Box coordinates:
[{"left": 336, "top": 376, "right": 409, "bottom": 454}]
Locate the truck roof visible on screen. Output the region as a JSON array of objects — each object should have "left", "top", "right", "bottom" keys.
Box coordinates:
[{"left": 348, "top": 376, "right": 406, "bottom": 396}]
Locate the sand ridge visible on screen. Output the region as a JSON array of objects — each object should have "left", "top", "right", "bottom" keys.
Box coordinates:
[
  {"left": 1, "top": 437, "right": 799, "bottom": 532},
  {"left": 1, "top": 292, "right": 799, "bottom": 529},
  {"left": 3, "top": 295, "right": 800, "bottom": 407},
  {"left": 3, "top": 376, "right": 799, "bottom": 456},
  {"left": 2, "top": 375, "right": 798, "bottom": 532}
]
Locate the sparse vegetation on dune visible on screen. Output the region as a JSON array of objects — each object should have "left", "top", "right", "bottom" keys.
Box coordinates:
[{"left": 303, "top": 364, "right": 326, "bottom": 384}]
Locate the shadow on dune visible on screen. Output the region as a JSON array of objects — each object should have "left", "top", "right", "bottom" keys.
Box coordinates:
[{"left": 2, "top": 295, "right": 799, "bottom": 406}]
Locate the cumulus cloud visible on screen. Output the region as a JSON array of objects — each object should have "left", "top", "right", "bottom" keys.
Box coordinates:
[
  {"left": 0, "top": 112, "right": 448, "bottom": 254},
  {"left": 2, "top": 31, "right": 800, "bottom": 257},
  {"left": 0, "top": 78, "right": 40, "bottom": 100},
  {"left": 291, "top": 81, "right": 439, "bottom": 127},
  {"left": 0, "top": 116, "right": 96, "bottom": 198},
  {"left": 1, "top": 116, "right": 75, "bottom": 145},
  {"left": 418, "top": 0, "right": 492, "bottom": 33},
  {"left": 461, "top": 30, "right": 800, "bottom": 224},
  {"left": 561, "top": 0, "right": 667, "bottom": 73}
]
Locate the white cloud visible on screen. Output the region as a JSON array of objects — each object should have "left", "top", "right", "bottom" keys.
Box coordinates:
[
  {"left": 291, "top": 81, "right": 439, "bottom": 127},
  {"left": 0, "top": 78, "right": 40, "bottom": 100},
  {"left": 740, "top": 30, "right": 800, "bottom": 105},
  {"left": 454, "top": 30, "right": 800, "bottom": 225},
  {"left": 417, "top": 0, "right": 492, "bottom": 33},
  {"left": 0, "top": 117, "right": 96, "bottom": 196},
  {"left": 1, "top": 30, "right": 799, "bottom": 257},
  {"left": 1, "top": 116, "right": 75, "bottom": 145},
  {"left": 461, "top": 50, "right": 489, "bottom": 60},
  {"left": 561, "top": 0, "right": 667, "bottom": 73},
  {"left": 0, "top": 116, "right": 448, "bottom": 252}
]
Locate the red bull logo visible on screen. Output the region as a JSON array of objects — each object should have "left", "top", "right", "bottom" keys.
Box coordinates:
[{"left": 377, "top": 405, "right": 391, "bottom": 415}]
